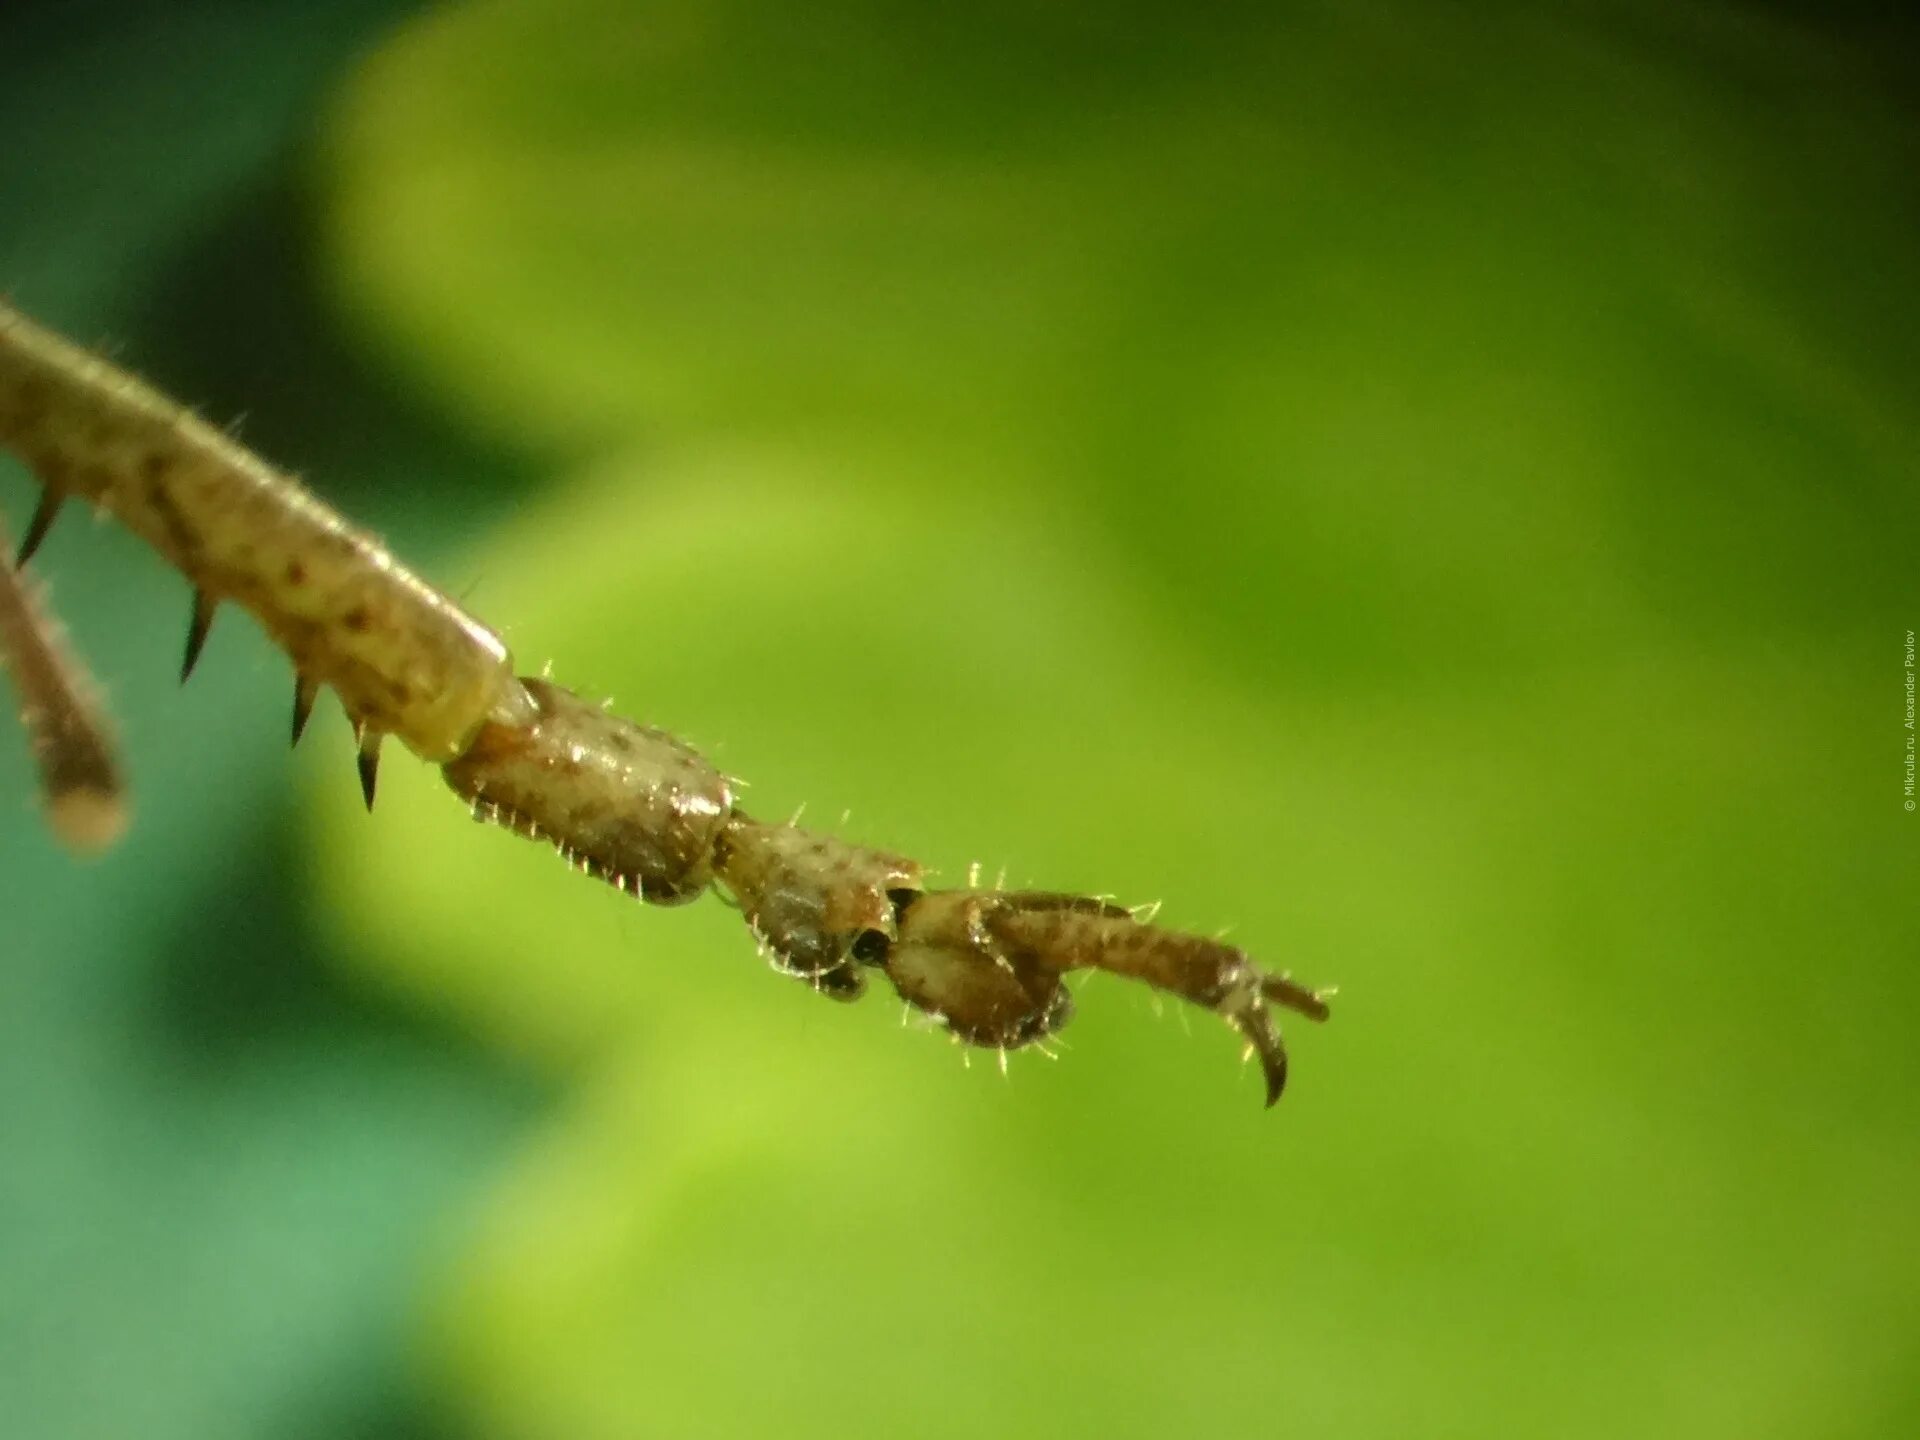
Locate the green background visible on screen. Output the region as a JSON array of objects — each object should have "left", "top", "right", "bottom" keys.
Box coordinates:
[{"left": 2, "top": 3, "right": 1915, "bottom": 1438}]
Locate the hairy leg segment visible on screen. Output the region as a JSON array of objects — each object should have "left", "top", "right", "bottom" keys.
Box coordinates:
[
  {"left": 0, "top": 515, "right": 126, "bottom": 853},
  {"left": 0, "top": 300, "right": 1330, "bottom": 1105}
]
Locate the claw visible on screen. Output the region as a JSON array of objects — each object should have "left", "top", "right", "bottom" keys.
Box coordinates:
[
  {"left": 1261, "top": 971, "right": 1332, "bottom": 1022},
  {"left": 1231, "top": 1005, "right": 1290, "bottom": 1107}
]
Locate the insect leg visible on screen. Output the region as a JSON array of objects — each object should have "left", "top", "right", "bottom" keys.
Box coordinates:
[
  {"left": 0, "top": 514, "right": 127, "bottom": 854},
  {"left": 442, "top": 679, "right": 1331, "bottom": 1103},
  {"left": 0, "top": 299, "right": 533, "bottom": 765}
]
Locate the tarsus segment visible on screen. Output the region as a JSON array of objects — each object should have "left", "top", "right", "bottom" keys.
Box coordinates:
[{"left": 445, "top": 679, "right": 1331, "bottom": 1104}]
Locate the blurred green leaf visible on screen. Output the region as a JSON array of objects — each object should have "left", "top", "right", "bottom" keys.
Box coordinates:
[{"left": 311, "top": 3, "right": 1920, "bottom": 1439}]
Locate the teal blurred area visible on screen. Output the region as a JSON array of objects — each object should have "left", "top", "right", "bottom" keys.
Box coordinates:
[
  {"left": 0, "top": 3, "right": 549, "bottom": 1436},
  {"left": 3, "top": 4, "right": 1918, "bottom": 1440}
]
